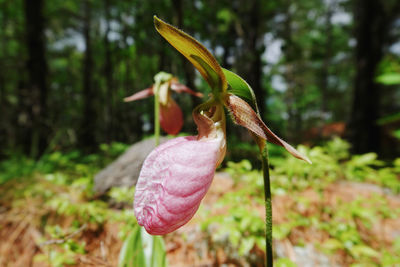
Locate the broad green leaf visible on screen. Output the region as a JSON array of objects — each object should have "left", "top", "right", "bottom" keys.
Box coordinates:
[
  {"left": 118, "top": 225, "right": 167, "bottom": 267},
  {"left": 141, "top": 228, "right": 167, "bottom": 267},
  {"left": 223, "top": 68, "right": 259, "bottom": 113},
  {"left": 154, "top": 16, "right": 227, "bottom": 92},
  {"left": 119, "top": 225, "right": 145, "bottom": 267},
  {"left": 376, "top": 72, "right": 400, "bottom": 85}
]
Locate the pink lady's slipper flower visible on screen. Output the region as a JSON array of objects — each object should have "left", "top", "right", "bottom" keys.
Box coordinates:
[
  {"left": 124, "top": 72, "right": 202, "bottom": 135},
  {"left": 134, "top": 17, "right": 311, "bottom": 235},
  {"left": 134, "top": 106, "right": 226, "bottom": 235}
]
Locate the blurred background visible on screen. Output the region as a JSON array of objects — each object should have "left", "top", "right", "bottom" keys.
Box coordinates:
[
  {"left": 0, "top": 0, "right": 399, "bottom": 158},
  {"left": 1, "top": 0, "right": 400, "bottom": 266}
]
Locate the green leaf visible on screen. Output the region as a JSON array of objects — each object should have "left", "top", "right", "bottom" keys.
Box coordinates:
[
  {"left": 154, "top": 16, "right": 226, "bottom": 92},
  {"left": 275, "top": 258, "right": 298, "bottom": 267},
  {"left": 119, "top": 226, "right": 143, "bottom": 267},
  {"left": 394, "top": 129, "right": 400, "bottom": 140},
  {"left": 223, "top": 68, "right": 259, "bottom": 113},
  {"left": 141, "top": 229, "right": 167, "bottom": 267},
  {"left": 376, "top": 112, "right": 400, "bottom": 125},
  {"left": 322, "top": 238, "right": 343, "bottom": 251},
  {"left": 238, "top": 237, "right": 255, "bottom": 256},
  {"left": 350, "top": 245, "right": 380, "bottom": 259},
  {"left": 273, "top": 223, "right": 293, "bottom": 240},
  {"left": 118, "top": 225, "right": 167, "bottom": 267},
  {"left": 376, "top": 72, "right": 400, "bottom": 85}
]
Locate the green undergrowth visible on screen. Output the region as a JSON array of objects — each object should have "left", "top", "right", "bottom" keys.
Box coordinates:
[
  {"left": 1, "top": 138, "right": 399, "bottom": 266},
  {"left": 0, "top": 142, "right": 136, "bottom": 266},
  {"left": 201, "top": 137, "right": 400, "bottom": 266}
]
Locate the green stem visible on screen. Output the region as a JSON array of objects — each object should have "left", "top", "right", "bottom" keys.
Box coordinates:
[
  {"left": 154, "top": 87, "right": 160, "bottom": 146},
  {"left": 261, "top": 141, "right": 273, "bottom": 267}
]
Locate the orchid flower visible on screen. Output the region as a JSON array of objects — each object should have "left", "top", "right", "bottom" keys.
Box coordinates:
[
  {"left": 124, "top": 72, "right": 202, "bottom": 135},
  {"left": 134, "top": 17, "right": 311, "bottom": 239}
]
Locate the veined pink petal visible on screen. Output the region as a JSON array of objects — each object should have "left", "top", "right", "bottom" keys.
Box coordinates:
[
  {"left": 134, "top": 130, "right": 225, "bottom": 235},
  {"left": 159, "top": 97, "right": 183, "bottom": 135},
  {"left": 124, "top": 87, "right": 154, "bottom": 102}
]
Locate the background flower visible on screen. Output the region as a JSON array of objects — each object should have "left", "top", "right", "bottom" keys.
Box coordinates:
[{"left": 124, "top": 73, "right": 202, "bottom": 135}]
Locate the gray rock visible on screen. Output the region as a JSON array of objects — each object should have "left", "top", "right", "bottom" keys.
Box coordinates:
[{"left": 93, "top": 137, "right": 169, "bottom": 194}]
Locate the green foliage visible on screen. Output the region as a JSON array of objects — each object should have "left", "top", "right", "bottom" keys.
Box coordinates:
[
  {"left": 203, "top": 138, "right": 400, "bottom": 265},
  {"left": 0, "top": 143, "right": 169, "bottom": 267},
  {"left": 0, "top": 142, "right": 129, "bottom": 185},
  {"left": 376, "top": 56, "right": 400, "bottom": 85},
  {"left": 275, "top": 258, "right": 297, "bottom": 267},
  {"left": 202, "top": 189, "right": 265, "bottom": 256},
  {"left": 109, "top": 186, "right": 136, "bottom": 204},
  {"left": 34, "top": 225, "right": 87, "bottom": 267},
  {"left": 1, "top": 136, "right": 399, "bottom": 266},
  {"left": 119, "top": 224, "right": 167, "bottom": 267},
  {"left": 0, "top": 154, "right": 37, "bottom": 184},
  {"left": 376, "top": 72, "right": 400, "bottom": 85}
]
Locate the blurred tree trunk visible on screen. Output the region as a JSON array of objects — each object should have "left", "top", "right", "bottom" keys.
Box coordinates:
[
  {"left": 236, "top": 0, "right": 266, "bottom": 117},
  {"left": 0, "top": 68, "right": 4, "bottom": 154},
  {"left": 320, "top": 5, "right": 333, "bottom": 114},
  {"left": 0, "top": 2, "right": 5, "bottom": 152},
  {"left": 282, "top": 2, "right": 300, "bottom": 143},
  {"left": 121, "top": 14, "right": 142, "bottom": 142},
  {"left": 172, "top": 0, "right": 197, "bottom": 104},
  {"left": 104, "top": 0, "right": 114, "bottom": 142},
  {"left": 348, "top": 0, "right": 390, "bottom": 154},
  {"left": 23, "top": 0, "right": 48, "bottom": 157},
  {"left": 80, "top": 0, "right": 97, "bottom": 151},
  {"left": 172, "top": 0, "right": 199, "bottom": 134}
]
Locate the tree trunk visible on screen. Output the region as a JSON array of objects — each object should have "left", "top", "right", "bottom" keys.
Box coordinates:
[
  {"left": 320, "top": 6, "right": 333, "bottom": 114},
  {"left": 282, "top": 2, "right": 300, "bottom": 143},
  {"left": 172, "top": 0, "right": 196, "bottom": 94},
  {"left": 348, "top": 0, "right": 388, "bottom": 154},
  {"left": 121, "top": 17, "right": 142, "bottom": 142},
  {"left": 0, "top": 2, "right": 5, "bottom": 152},
  {"left": 104, "top": 0, "right": 114, "bottom": 142},
  {"left": 236, "top": 0, "right": 265, "bottom": 117},
  {"left": 23, "top": 0, "right": 48, "bottom": 157},
  {"left": 172, "top": 0, "right": 199, "bottom": 133},
  {"left": 79, "top": 0, "right": 97, "bottom": 151}
]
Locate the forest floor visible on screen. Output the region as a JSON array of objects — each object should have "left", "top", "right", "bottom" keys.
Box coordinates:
[{"left": 1, "top": 172, "right": 399, "bottom": 267}]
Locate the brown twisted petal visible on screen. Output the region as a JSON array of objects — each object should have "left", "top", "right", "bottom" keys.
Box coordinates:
[{"left": 225, "top": 94, "right": 311, "bottom": 164}]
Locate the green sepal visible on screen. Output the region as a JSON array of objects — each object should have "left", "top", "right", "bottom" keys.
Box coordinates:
[
  {"left": 154, "top": 16, "right": 227, "bottom": 93},
  {"left": 223, "top": 68, "right": 260, "bottom": 114}
]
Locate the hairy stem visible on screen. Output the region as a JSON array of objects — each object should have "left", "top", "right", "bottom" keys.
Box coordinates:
[{"left": 260, "top": 141, "right": 273, "bottom": 266}]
